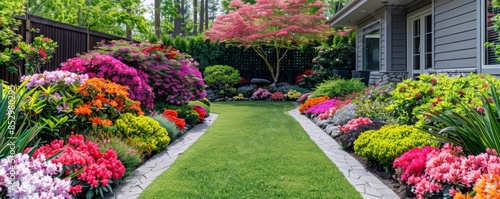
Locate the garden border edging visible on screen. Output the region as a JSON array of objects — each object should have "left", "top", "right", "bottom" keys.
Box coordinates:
[
  {"left": 288, "top": 108, "right": 400, "bottom": 199},
  {"left": 104, "top": 113, "right": 219, "bottom": 199}
]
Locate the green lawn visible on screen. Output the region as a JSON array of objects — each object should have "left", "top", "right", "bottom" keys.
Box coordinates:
[{"left": 140, "top": 101, "right": 361, "bottom": 198}]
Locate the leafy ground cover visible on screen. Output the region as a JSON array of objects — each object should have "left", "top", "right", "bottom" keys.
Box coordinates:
[{"left": 140, "top": 101, "right": 361, "bottom": 198}]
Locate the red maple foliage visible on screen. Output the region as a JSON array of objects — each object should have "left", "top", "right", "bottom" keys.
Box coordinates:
[{"left": 206, "top": 0, "right": 330, "bottom": 84}]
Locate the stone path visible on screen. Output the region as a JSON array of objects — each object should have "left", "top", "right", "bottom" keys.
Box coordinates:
[
  {"left": 105, "top": 113, "right": 219, "bottom": 199},
  {"left": 288, "top": 108, "right": 400, "bottom": 199}
]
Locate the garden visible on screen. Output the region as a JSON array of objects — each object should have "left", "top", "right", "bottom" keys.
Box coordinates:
[{"left": 2, "top": 0, "right": 500, "bottom": 198}]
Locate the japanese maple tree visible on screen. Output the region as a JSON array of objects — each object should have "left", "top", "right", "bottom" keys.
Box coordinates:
[{"left": 205, "top": 0, "right": 330, "bottom": 84}]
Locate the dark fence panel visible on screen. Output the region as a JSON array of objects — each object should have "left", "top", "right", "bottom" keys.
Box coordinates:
[
  {"left": 215, "top": 46, "right": 315, "bottom": 84},
  {"left": 1, "top": 14, "right": 128, "bottom": 84}
]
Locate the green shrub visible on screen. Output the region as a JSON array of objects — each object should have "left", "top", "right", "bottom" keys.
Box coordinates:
[
  {"left": 311, "top": 78, "right": 366, "bottom": 98},
  {"left": 115, "top": 113, "right": 171, "bottom": 155},
  {"left": 188, "top": 101, "right": 210, "bottom": 113},
  {"left": 99, "top": 137, "right": 143, "bottom": 177},
  {"left": 151, "top": 115, "right": 182, "bottom": 140},
  {"left": 386, "top": 73, "right": 500, "bottom": 125},
  {"left": 353, "top": 124, "right": 438, "bottom": 166},
  {"left": 200, "top": 97, "right": 211, "bottom": 107},
  {"left": 204, "top": 65, "right": 240, "bottom": 98},
  {"left": 354, "top": 100, "right": 397, "bottom": 123},
  {"left": 184, "top": 110, "right": 200, "bottom": 127}
]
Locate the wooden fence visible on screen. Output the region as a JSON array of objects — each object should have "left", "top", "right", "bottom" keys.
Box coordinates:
[{"left": 1, "top": 14, "right": 129, "bottom": 84}]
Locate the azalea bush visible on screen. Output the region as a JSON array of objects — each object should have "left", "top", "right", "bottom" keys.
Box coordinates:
[
  {"left": 270, "top": 91, "right": 285, "bottom": 101},
  {"left": 386, "top": 73, "right": 500, "bottom": 125},
  {"left": 354, "top": 124, "right": 439, "bottom": 166},
  {"left": 298, "top": 96, "right": 330, "bottom": 113},
  {"left": 115, "top": 113, "right": 171, "bottom": 155},
  {"left": 60, "top": 52, "right": 154, "bottom": 109},
  {"left": 21, "top": 70, "right": 89, "bottom": 89},
  {"left": 338, "top": 117, "right": 372, "bottom": 133},
  {"left": 74, "top": 78, "right": 144, "bottom": 134},
  {"left": 251, "top": 88, "right": 271, "bottom": 100},
  {"left": 193, "top": 105, "right": 206, "bottom": 123},
  {"left": 203, "top": 65, "right": 240, "bottom": 98},
  {"left": 28, "top": 134, "right": 125, "bottom": 198},
  {"left": 393, "top": 146, "right": 439, "bottom": 183},
  {"left": 0, "top": 153, "right": 72, "bottom": 198},
  {"left": 396, "top": 144, "right": 500, "bottom": 199},
  {"left": 94, "top": 40, "right": 206, "bottom": 105}
]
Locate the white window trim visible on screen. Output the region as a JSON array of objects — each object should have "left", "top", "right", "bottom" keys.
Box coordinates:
[
  {"left": 407, "top": 7, "right": 432, "bottom": 78},
  {"left": 480, "top": 0, "right": 500, "bottom": 71},
  {"left": 360, "top": 19, "right": 382, "bottom": 71}
]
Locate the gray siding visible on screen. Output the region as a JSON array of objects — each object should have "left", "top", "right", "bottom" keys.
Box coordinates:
[
  {"left": 433, "top": 0, "right": 477, "bottom": 69},
  {"left": 386, "top": 6, "right": 407, "bottom": 71},
  {"left": 356, "top": 9, "right": 386, "bottom": 71}
]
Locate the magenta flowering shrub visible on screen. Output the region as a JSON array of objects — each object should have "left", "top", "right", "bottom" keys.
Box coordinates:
[
  {"left": 393, "top": 146, "right": 439, "bottom": 182},
  {"left": 306, "top": 99, "right": 342, "bottom": 115},
  {"left": 20, "top": 70, "right": 89, "bottom": 89},
  {"left": 398, "top": 144, "right": 500, "bottom": 198},
  {"left": 60, "top": 52, "right": 154, "bottom": 109},
  {"left": 0, "top": 154, "right": 72, "bottom": 198},
  {"left": 94, "top": 40, "right": 206, "bottom": 105},
  {"left": 251, "top": 88, "right": 271, "bottom": 100}
]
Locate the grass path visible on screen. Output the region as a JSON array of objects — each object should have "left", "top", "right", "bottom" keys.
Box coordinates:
[{"left": 140, "top": 101, "right": 361, "bottom": 198}]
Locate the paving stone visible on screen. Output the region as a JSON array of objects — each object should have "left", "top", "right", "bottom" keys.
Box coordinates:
[
  {"left": 368, "top": 182, "right": 390, "bottom": 189},
  {"left": 359, "top": 175, "right": 383, "bottom": 183},
  {"left": 346, "top": 177, "right": 368, "bottom": 186},
  {"left": 361, "top": 193, "right": 381, "bottom": 199},
  {"left": 354, "top": 185, "right": 366, "bottom": 193},
  {"left": 365, "top": 186, "right": 383, "bottom": 197}
]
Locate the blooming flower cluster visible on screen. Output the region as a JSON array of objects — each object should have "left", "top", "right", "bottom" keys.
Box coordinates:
[
  {"left": 393, "top": 146, "right": 439, "bottom": 182},
  {"left": 95, "top": 40, "right": 206, "bottom": 105},
  {"left": 297, "top": 92, "right": 312, "bottom": 103},
  {"left": 74, "top": 78, "right": 144, "bottom": 131},
  {"left": 397, "top": 144, "right": 500, "bottom": 199},
  {"left": 298, "top": 96, "right": 330, "bottom": 113},
  {"left": 338, "top": 117, "right": 372, "bottom": 133},
  {"left": 306, "top": 99, "right": 342, "bottom": 115},
  {"left": 162, "top": 109, "right": 186, "bottom": 130},
  {"left": 286, "top": 89, "right": 302, "bottom": 100},
  {"left": 270, "top": 91, "right": 285, "bottom": 101},
  {"left": 0, "top": 154, "right": 71, "bottom": 199},
  {"left": 318, "top": 100, "right": 351, "bottom": 120},
  {"left": 60, "top": 52, "right": 154, "bottom": 109},
  {"left": 251, "top": 88, "right": 271, "bottom": 100},
  {"left": 193, "top": 105, "right": 206, "bottom": 123},
  {"left": 21, "top": 70, "right": 89, "bottom": 88},
  {"left": 27, "top": 135, "right": 125, "bottom": 197}
]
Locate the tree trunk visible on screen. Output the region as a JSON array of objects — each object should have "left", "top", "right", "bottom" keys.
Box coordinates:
[
  {"left": 193, "top": 0, "right": 197, "bottom": 35},
  {"left": 154, "top": 0, "right": 161, "bottom": 38},
  {"left": 173, "top": 0, "right": 181, "bottom": 36},
  {"left": 199, "top": 0, "right": 204, "bottom": 33},
  {"left": 181, "top": 0, "right": 185, "bottom": 36},
  {"left": 204, "top": 0, "right": 208, "bottom": 29}
]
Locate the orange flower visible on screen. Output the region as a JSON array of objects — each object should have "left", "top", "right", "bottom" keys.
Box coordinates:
[
  {"left": 453, "top": 192, "right": 472, "bottom": 199},
  {"left": 74, "top": 104, "right": 92, "bottom": 116},
  {"left": 89, "top": 117, "right": 113, "bottom": 126},
  {"left": 94, "top": 99, "right": 103, "bottom": 109},
  {"left": 298, "top": 96, "right": 330, "bottom": 113},
  {"left": 162, "top": 109, "right": 178, "bottom": 117},
  {"left": 472, "top": 174, "right": 500, "bottom": 198}
]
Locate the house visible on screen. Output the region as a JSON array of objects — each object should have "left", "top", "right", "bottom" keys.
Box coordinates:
[{"left": 327, "top": 0, "right": 499, "bottom": 83}]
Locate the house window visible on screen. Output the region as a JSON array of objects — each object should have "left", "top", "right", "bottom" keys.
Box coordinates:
[
  {"left": 363, "top": 30, "right": 380, "bottom": 71},
  {"left": 486, "top": 0, "right": 500, "bottom": 65}
]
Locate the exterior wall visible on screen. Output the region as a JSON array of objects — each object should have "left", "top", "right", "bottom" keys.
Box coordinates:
[
  {"left": 433, "top": 0, "right": 478, "bottom": 69},
  {"left": 386, "top": 6, "right": 407, "bottom": 71}
]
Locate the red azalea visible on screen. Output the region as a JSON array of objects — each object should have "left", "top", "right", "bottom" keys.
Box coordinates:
[
  {"left": 39, "top": 49, "right": 47, "bottom": 60},
  {"left": 13, "top": 46, "right": 21, "bottom": 53},
  {"left": 430, "top": 79, "right": 437, "bottom": 85},
  {"left": 70, "top": 185, "right": 82, "bottom": 194},
  {"left": 304, "top": 70, "right": 312, "bottom": 75},
  {"left": 415, "top": 93, "right": 422, "bottom": 99}
]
